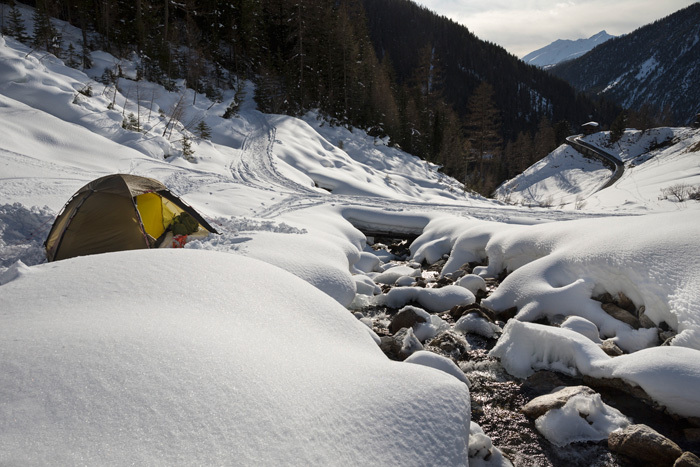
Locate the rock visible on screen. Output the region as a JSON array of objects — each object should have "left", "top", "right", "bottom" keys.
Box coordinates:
[
  {"left": 602, "top": 303, "right": 640, "bottom": 329},
  {"left": 608, "top": 424, "right": 683, "bottom": 466},
  {"left": 379, "top": 335, "right": 402, "bottom": 360},
  {"left": 638, "top": 305, "right": 657, "bottom": 329},
  {"left": 594, "top": 292, "right": 615, "bottom": 304},
  {"left": 617, "top": 292, "right": 636, "bottom": 313},
  {"left": 675, "top": 451, "right": 700, "bottom": 467},
  {"left": 660, "top": 330, "right": 678, "bottom": 345},
  {"left": 429, "top": 331, "right": 469, "bottom": 357},
  {"left": 435, "top": 276, "right": 453, "bottom": 288},
  {"left": 521, "top": 385, "right": 596, "bottom": 419},
  {"left": 389, "top": 306, "right": 428, "bottom": 334},
  {"left": 498, "top": 306, "right": 518, "bottom": 321},
  {"left": 399, "top": 328, "right": 424, "bottom": 358},
  {"left": 582, "top": 376, "right": 655, "bottom": 405},
  {"left": 600, "top": 339, "right": 624, "bottom": 356}
]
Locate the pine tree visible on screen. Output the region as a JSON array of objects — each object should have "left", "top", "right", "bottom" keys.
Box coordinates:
[
  {"left": 182, "top": 135, "right": 195, "bottom": 160},
  {"left": 7, "top": 2, "right": 29, "bottom": 43},
  {"left": 32, "top": 1, "right": 60, "bottom": 54},
  {"left": 195, "top": 121, "right": 212, "bottom": 140},
  {"left": 609, "top": 110, "right": 627, "bottom": 143},
  {"left": 464, "top": 81, "right": 502, "bottom": 191}
]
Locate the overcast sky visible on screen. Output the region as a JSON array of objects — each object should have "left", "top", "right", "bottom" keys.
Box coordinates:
[{"left": 416, "top": 0, "right": 698, "bottom": 57}]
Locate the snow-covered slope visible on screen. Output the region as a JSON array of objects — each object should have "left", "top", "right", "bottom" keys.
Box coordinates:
[
  {"left": 495, "top": 127, "right": 700, "bottom": 212},
  {"left": 522, "top": 31, "right": 614, "bottom": 69}
]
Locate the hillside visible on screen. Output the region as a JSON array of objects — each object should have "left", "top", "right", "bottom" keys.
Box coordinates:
[
  {"left": 550, "top": 3, "right": 700, "bottom": 125},
  {"left": 494, "top": 127, "right": 700, "bottom": 212},
  {"left": 362, "top": 0, "right": 619, "bottom": 142},
  {"left": 522, "top": 31, "right": 615, "bottom": 69}
]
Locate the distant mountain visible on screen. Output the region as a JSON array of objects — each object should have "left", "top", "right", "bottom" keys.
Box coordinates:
[
  {"left": 549, "top": 3, "right": 700, "bottom": 125},
  {"left": 522, "top": 31, "right": 615, "bottom": 69}
]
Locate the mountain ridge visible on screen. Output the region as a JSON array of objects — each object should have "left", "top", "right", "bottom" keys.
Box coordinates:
[
  {"left": 522, "top": 31, "right": 615, "bottom": 69},
  {"left": 549, "top": 3, "right": 700, "bottom": 125}
]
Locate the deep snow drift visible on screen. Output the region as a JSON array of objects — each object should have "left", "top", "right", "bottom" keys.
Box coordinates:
[{"left": 0, "top": 250, "right": 471, "bottom": 464}]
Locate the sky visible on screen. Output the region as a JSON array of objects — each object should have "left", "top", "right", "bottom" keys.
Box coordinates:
[{"left": 416, "top": 0, "right": 698, "bottom": 57}]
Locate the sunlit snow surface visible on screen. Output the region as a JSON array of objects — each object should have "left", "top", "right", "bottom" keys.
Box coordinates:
[
  {"left": 0, "top": 251, "right": 471, "bottom": 464},
  {"left": 1, "top": 6, "right": 700, "bottom": 464}
]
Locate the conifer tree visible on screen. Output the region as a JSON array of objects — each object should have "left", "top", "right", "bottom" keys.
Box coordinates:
[
  {"left": 609, "top": 110, "right": 627, "bottom": 143},
  {"left": 7, "top": 2, "right": 29, "bottom": 43},
  {"left": 464, "top": 81, "right": 502, "bottom": 191},
  {"left": 32, "top": 1, "right": 60, "bottom": 54}
]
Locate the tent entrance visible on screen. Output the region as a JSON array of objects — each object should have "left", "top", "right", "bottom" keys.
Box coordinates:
[{"left": 135, "top": 192, "right": 183, "bottom": 240}]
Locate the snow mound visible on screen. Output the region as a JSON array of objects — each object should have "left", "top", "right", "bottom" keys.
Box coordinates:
[{"left": 0, "top": 249, "right": 471, "bottom": 465}]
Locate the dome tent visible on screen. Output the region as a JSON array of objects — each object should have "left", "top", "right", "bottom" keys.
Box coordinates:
[{"left": 45, "top": 174, "right": 218, "bottom": 262}]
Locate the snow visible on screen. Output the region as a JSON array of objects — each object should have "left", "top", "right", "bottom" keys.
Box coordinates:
[
  {"left": 404, "top": 350, "right": 471, "bottom": 387},
  {"left": 522, "top": 31, "right": 615, "bottom": 69},
  {"left": 2, "top": 6, "right": 700, "bottom": 462},
  {"left": 535, "top": 393, "right": 630, "bottom": 446},
  {"left": 380, "top": 285, "right": 476, "bottom": 312},
  {"left": 0, "top": 250, "right": 471, "bottom": 464}
]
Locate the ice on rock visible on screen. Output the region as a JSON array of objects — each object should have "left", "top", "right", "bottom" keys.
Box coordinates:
[{"left": 535, "top": 393, "right": 630, "bottom": 446}]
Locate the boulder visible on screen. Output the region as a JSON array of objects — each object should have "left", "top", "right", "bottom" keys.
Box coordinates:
[
  {"left": 675, "top": 451, "right": 700, "bottom": 467},
  {"left": 602, "top": 303, "right": 640, "bottom": 329},
  {"left": 608, "top": 424, "right": 683, "bottom": 466},
  {"left": 521, "top": 385, "right": 596, "bottom": 419},
  {"left": 389, "top": 306, "right": 428, "bottom": 334}
]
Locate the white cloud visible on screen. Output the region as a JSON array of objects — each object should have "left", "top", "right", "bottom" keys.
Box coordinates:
[{"left": 417, "top": 0, "right": 697, "bottom": 57}]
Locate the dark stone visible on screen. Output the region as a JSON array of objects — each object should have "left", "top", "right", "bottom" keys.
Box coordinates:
[
  {"left": 600, "top": 340, "right": 624, "bottom": 356},
  {"left": 521, "top": 385, "right": 597, "bottom": 419},
  {"left": 675, "top": 452, "right": 700, "bottom": 467},
  {"left": 389, "top": 307, "right": 427, "bottom": 334},
  {"left": 608, "top": 424, "right": 683, "bottom": 466},
  {"left": 617, "top": 291, "right": 636, "bottom": 313},
  {"left": 428, "top": 331, "right": 469, "bottom": 359},
  {"left": 639, "top": 307, "right": 657, "bottom": 329},
  {"left": 594, "top": 292, "right": 615, "bottom": 304},
  {"left": 661, "top": 330, "right": 678, "bottom": 346},
  {"left": 498, "top": 306, "right": 518, "bottom": 321},
  {"left": 602, "top": 303, "right": 640, "bottom": 329},
  {"left": 582, "top": 376, "right": 655, "bottom": 406},
  {"left": 435, "top": 276, "right": 454, "bottom": 288}
]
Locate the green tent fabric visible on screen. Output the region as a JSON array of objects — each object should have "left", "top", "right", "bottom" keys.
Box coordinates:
[{"left": 45, "top": 174, "right": 218, "bottom": 262}]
